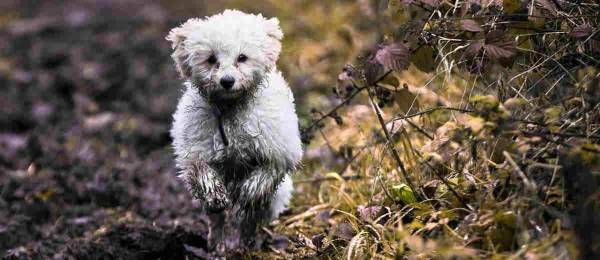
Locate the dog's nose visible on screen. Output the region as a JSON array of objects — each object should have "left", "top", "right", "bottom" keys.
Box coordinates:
[{"left": 220, "top": 76, "right": 235, "bottom": 90}]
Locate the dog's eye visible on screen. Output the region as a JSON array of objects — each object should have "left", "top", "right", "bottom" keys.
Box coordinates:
[
  {"left": 237, "top": 54, "right": 248, "bottom": 63},
  {"left": 207, "top": 54, "right": 217, "bottom": 65}
]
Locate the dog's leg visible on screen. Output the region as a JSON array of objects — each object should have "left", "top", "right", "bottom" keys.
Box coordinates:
[
  {"left": 237, "top": 166, "right": 286, "bottom": 209},
  {"left": 207, "top": 211, "right": 226, "bottom": 253},
  {"left": 234, "top": 204, "right": 272, "bottom": 248},
  {"left": 234, "top": 167, "right": 288, "bottom": 246},
  {"left": 270, "top": 174, "right": 293, "bottom": 218},
  {"left": 180, "top": 160, "right": 230, "bottom": 212}
]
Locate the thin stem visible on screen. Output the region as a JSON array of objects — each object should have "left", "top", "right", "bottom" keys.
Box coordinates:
[
  {"left": 388, "top": 106, "right": 474, "bottom": 124},
  {"left": 366, "top": 74, "right": 422, "bottom": 201},
  {"left": 302, "top": 70, "right": 394, "bottom": 135}
]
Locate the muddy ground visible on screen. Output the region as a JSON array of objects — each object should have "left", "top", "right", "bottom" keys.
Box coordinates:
[{"left": 0, "top": 1, "right": 270, "bottom": 259}]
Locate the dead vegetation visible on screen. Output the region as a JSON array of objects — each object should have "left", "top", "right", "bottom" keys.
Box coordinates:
[{"left": 263, "top": 0, "right": 600, "bottom": 258}]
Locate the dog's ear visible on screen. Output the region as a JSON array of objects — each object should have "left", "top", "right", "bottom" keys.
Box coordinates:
[
  {"left": 166, "top": 19, "right": 201, "bottom": 79},
  {"left": 262, "top": 17, "right": 283, "bottom": 66},
  {"left": 263, "top": 17, "right": 283, "bottom": 40}
]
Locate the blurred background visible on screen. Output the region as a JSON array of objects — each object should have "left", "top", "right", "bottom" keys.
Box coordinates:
[{"left": 0, "top": 0, "right": 373, "bottom": 258}]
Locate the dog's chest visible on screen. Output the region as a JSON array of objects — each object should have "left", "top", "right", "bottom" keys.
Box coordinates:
[{"left": 207, "top": 114, "right": 267, "bottom": 173}]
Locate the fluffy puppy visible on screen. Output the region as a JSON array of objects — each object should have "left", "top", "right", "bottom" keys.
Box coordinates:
[{"left": 166, "top": 10, "right": 302, "bottom": 248}]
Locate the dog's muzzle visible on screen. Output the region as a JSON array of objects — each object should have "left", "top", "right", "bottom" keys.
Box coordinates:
[{"left": 220, "top": 75, "right": 235, "bottom": 90}]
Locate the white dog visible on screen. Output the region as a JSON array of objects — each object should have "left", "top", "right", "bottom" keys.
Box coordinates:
[{"left": 166, "top": 10, "right": 302, "bottom": 248}]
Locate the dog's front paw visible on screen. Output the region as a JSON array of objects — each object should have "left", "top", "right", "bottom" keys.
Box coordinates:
[{"left": 205, "top": 185, "right": 231, "bottom": 213}]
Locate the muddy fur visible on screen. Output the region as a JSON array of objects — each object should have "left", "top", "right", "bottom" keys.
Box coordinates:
[{"left": 167, "top": 10, "right": 302, "bottom": 252}]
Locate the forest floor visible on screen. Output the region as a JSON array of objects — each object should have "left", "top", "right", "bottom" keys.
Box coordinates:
[{"left": 0, "top": 2, "right": 261, "bottom": 259}]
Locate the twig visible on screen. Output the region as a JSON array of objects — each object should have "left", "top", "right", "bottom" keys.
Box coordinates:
[
  {"left": 296, "top": 174, "right": 361, "bottom": 184},
  {"left": 302, "top": 70, "right": 394, "bottom": 135},
  {"left": 388, "top": 106, "right": 474, "bottom": 123},
  {"left": 429, "top": 14, "right": 600, "bottom": 20},
  {"left": 503, "top": 151, "right": 537, "bottom": 192},
  {"left": 366, "top": 74, "right": 422, "bottom": 201},
  {"left": 404, "top": 118, "right": 434, "bottom": 140},
  {"left": 521, "top": 130, "right": 600, "bottom": 140},
  {"left": 284, "top": 204, "right": 330, "bottom": 225},
  {"left": 422, "top": 160, "right": 469, "bottom": 208},
  {"left": 339, "top": 146, "right": 366, "bottom": 174}
]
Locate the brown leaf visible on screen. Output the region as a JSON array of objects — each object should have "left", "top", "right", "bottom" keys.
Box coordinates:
[
  {"left": 334, "top": 222, "right": 355, "bottom": 240},
  {"left": 401, "top": 0, "right": 440, "bottom": 7},
  {"left": 535, "top": 0, "right": 558, "bottom": 15},
  {"left": 364, "top": 59, "right": 384, "bottom": 85},
  {"left": 503, "top": 0, "right": 523, "bottom": 13},
  {"left": 461, "top": 19, "right": 483, "bottom": 32},
  {"left": 419, "top": 0, "right": 440, "bottom": 7},
  {"left": 484, "top": 31, "right": 516, "bottom": 61},
  {"left": 374, "top": 43, "right": 410, "bottom": 72},
  {"left": 464, "top": 40, "right": 483, "bottom": 58},
  {"left": 570, "top": 24, "right": 593, "bottom": 39},
  {"left": 410, "top": 45, "right": 436, "bottom": 72}
]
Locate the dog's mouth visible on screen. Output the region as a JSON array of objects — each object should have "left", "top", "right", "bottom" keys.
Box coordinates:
[
  {"left": 204, "top": 88, "right": 249, "bottom": 107},
  {"left": 218, "top": 89, "right": 244, "bottom": 97},
  {"left": 209, "top": 88, "right": 245, "bottom": 101}
]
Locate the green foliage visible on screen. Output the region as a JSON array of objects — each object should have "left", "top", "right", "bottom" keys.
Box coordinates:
[{"left": 390, "top": 184, "right": 418, "bottom": 204}]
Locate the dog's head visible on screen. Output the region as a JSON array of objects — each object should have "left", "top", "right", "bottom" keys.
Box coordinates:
[{"left": 167, "top": 10, "right": 283, "bottom": 104}]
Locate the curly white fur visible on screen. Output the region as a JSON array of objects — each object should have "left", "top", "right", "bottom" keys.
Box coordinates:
[{"left": 167, "top": 10, "right": 302, "bottom": 248}]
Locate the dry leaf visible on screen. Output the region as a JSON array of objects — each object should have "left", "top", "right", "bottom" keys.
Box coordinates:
[
  {"left": 410, "top": 45, "right": 436, "bottom": 72},
  {"left": 534, "top": 0, "right": 557, "bottom": 15},
  {"left": 364, "top": 58, "right": 384, "bottom": 84},
  {"left": 463, "top": 115, "right": 486, "bottom": 133},
  {"left": 464, "top": 40, "right": 483, "bottom": 58},
  {"left": 503, "top": 0, "right": 523, "bottom": 13},
  {"left": 419, "top": 0, "right": 440, "bottom": 7},
  {"left": 461, "top": 19, "right": 483, "bottom": 32},
  {"left": 484, "top": 31, "right": 516, "bottom": 61},
  {"left": 374, "top": 43, "right": 410, "bottom": 72},
  {"left": 570, "top": 24, "right": 593, "bottom": 39}
]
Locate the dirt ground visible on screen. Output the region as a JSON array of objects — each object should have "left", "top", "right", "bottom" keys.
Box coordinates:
[{"left": 0, "top": 1, "right": 265, "bottom": 259}]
